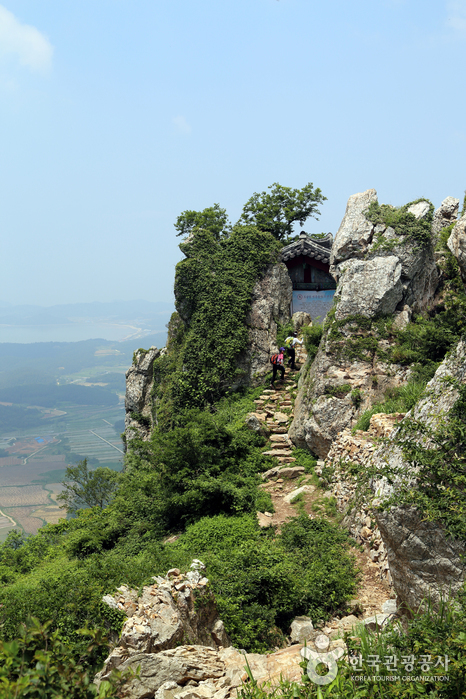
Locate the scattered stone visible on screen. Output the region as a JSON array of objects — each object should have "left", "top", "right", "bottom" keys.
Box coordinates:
[
  {"left": 283, "top": 485, "right": 315, "bottom": 504},
  {"left": 382, "top": 599, "right": 397, "bottom": 615},
  {"left": 277, "top": 467, "right": 304, "bottom": 479},
  {"left": 290, "top": 616, "right": 315, "bottom": 644}
]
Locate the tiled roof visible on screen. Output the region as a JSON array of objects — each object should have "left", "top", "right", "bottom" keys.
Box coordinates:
[{"left": 281, "top": 232, "right": 333, "bottom": 264}]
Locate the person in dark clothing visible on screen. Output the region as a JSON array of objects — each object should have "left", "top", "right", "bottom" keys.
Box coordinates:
[
  {"left": 285, "top": 332, "right": 304, "bottom": 370},
  {"left": 270, "top": 348, "right": 286, "bottom": 387}
]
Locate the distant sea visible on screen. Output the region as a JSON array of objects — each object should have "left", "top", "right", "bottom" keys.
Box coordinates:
[{"left": 0, "top": 323, "right": 149, "bottom": 344}]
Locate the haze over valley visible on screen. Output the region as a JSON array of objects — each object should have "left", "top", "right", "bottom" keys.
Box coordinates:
[{"left": 0, "top": 300, "right": 172, "bottom": 541}]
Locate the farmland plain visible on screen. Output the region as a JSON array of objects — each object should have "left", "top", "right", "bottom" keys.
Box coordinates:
[{"left": 0, "top": 313, "right": 169, "bottom": 540}]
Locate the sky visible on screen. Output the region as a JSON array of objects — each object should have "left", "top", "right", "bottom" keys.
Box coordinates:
[{"left": 0, "top": 0, "right": 465, "bottom": 306}]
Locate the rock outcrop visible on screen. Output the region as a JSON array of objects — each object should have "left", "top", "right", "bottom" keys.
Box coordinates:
[
  {"left": 125, "top": 347, "right": 161, "bottom": 442},
  {"left": 371, "top": 339, "right": 466, "bottom": 610},
  {"left": 324, "top": 342, "right": 466, "bottom": 611},
  {"left": 289, "top": 189, "right": 439, "bottom": 458},
  {"left": 235, "top": 263, "right": 292, "bottom": 386},
  {"left": 447, "top": 211, "right": 466, "bottom": 283},
  {"left": 96, "top": 560, "right": 335, "bottom": 699},
  {"left": 432, "top": 196, "right": 459, "bottom": 242}
]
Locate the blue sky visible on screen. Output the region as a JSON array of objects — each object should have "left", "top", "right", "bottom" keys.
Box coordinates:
[{"left": 0, "top": 0, "right": 465, "bottom": 306}]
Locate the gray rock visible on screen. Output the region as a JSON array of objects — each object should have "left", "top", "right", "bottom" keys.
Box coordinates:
[
  {"left": 335, "top": 257, "right": 403, "bottom": 319},
  {"left": 447, "top": 213, "right": 466, "bottom": 283},
  {"left": 277, "top": 466, "right": 305, "bottom": 479},
  {"left": 291, "top": 311, "right": 312, "bottom": 331},
  {"left": 290, "top": 616, "right": 315, "bottom": 643},
  {"left": 283, "top": 485, "right": 315, "bottom": 503},
  {"left": 97, "top": 646, "right": 225, "bottom": 699},
  {"left": 363, "top": 614, "right": 390, "bottom": 631},
  {"left": 125, "top": 346, "right": 161, "bottom": 442},
  {"left": 382, "top": 599, "right": 397, "bottom": 614},
  {"left": 234, "top": 263, "right": 292, "bottom": 386},
  {"left": 432, "top": 196, "right": 459, "bottom": 242},
  {"left": 372, "top": 340, "right": 466, "bottom": 610},
  {"left": 244, "top": 413, "right": 270, "bottom": 438},
  {"left": 290, "top": 189, "right": 439, "bottom": 458},
  {"left": 330, "top": 188, "right": 378, "bottom": 265},
  {"left": 407, "top": 200, "right": 430, "bottom": 219}
]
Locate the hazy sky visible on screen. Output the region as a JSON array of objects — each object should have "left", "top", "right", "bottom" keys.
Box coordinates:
[{"left": 1, "top": 0, "right": 465, "bottom": 306}]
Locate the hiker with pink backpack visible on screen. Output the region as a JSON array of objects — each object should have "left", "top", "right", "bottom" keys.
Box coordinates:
[{"left": 270, "top": 348, "right": 286, "bottom": 388}]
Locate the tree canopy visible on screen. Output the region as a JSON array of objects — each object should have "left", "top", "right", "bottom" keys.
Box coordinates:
[
  {"left": 174, "top": 182, "right": 326, "bottom": 242},
  {"left": 174, "top": 204, "right": 230, "bottom": 240},
  {"left": 239, "top": 182, "right": 326, "bottom": 241},
  {"left": 58, "top": 459, "right": 120, "bottom": 514}
]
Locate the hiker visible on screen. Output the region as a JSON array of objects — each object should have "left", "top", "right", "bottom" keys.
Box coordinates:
[
  {"left": 270, "top": 348, "right": 286, "bottom": 388},
  {"left": 285, "top": 331, "right": 304, "bottom": 371}
]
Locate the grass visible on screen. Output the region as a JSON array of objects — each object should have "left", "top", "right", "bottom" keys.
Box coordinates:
[{"left": 354, "top": 380, "right": 426, "bottom": 432}]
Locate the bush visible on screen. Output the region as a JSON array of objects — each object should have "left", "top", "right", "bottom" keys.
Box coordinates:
[
  {"left": 354, "top": 380, "right": 426, "bottom": 431},
  {"left": 170, "top": 514, "right": 359, "bottom": 652},
  {"left": 0, "top": 617, "right": 125, "bottom": 698},
  {"left": 302, "top": 324, "right": 323, "bottom": 362}
]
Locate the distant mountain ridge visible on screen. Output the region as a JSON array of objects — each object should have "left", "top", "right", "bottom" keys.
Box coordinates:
[{"left": 0, "top": 300, "right": 174, "bottom": 325}]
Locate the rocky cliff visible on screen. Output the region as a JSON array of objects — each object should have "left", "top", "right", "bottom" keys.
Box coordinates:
[
  {"left": 289, "top": 190, "right": 457, "bottom": 458},
  {"left": 125, "top": 347, "right": 161, "bottom": 442},
  {"left": 234, "top": 262, "right": 292, "bottom": 386}
]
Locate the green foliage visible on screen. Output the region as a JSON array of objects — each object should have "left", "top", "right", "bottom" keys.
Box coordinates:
[
  {"left": 324, "top": 384, "right": 351, "bottom": 398},
  {"left": 239, "top": 592, "right": 466, "bottom": 698},
  {"left": 130, "top": 410, "right": 151, "bottom": 428},
  {"left": 174, "top": 203, "right": 230, "bottom": 240},
  {"left": 239, "top": 182, "right": 326, "bottom": 242},
  {"left": 292, "top": 448, "right": 318, "bottom": 474},
  {"left": 276, "top": 319, "right": 295, "bottom": 350},
  {"left": 350, "top": 387, "right": 363, "bottom": 409},
  {"left": 58, "top": 459, "right": 120, "bottom": 514},
  {"left": 0, "top": 617, "right": 125, "bottom": 698},
  {"left": 365, "top": 198, "right": 434, "bottom": 249},
  {"left": 171, "top": 514, "right": 359, "bottom": 652},
  {"left": 354, "top": 380, "right": 426, "bottom": 431},
  {"left": 122, "top": 407, "right": 271, "bottom": 532},
  {"left": 389, "top": 382, "right": 466, "bottom": 540},
  {"left": 302, "top": 324, "right": 323, "bottom": 363}
]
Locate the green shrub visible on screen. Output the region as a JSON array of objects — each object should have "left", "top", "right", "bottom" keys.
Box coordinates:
[
  {"left": 238, "top": 592, "right": 466, "bottom": 698},
  {"left": 302, "top": 324, "right": 323, "bottom": 362},
  {"left": 365, "top": 198, "right": 434, "bottom": 249},
  {"left": 0, "top": 617, "right": 126, "bottom": 698},
  {"left": 354, "top": 380, "right": 426, "bottom": 431},
  {"left": 171, "top": 514, "right": 359, "bottom": 652}
]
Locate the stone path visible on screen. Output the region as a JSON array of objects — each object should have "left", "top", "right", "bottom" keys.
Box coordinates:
[{"left": 249, "top": 335, "right": 395, "bottom": 626}]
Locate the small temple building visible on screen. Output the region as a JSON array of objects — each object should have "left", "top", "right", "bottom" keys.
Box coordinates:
[{"left": 281, "top": 231, "right": 336, "bottom": 321}]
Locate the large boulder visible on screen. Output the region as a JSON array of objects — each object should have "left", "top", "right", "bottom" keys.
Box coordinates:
[
  {"left": 125, "top": 346, "right": 161, "bottom": 442},
  {"left": 290, "top": 189, "right": 437, "bottom": 458},
  {"left": 432, "top": 196, "right": 459, "bottom": 242},
  {"left": 447, "top": 212, "right": 466, "bottom": 284},
  {"left": 335, "top": 256, "right": 402, "bottom": 319}
]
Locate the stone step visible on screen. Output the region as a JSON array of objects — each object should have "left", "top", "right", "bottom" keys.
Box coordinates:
[
  {"left": 268, "top": 426, "right": 288, "bottom": 434},
  {"left": 269, "top": 434, "right": 289, "bottom": 443},
  {"left": 278, "top": 466, "right": 305, "bottom": 479},
  {"left": 277, "top": 457, "right": 297, "bottom": 463},
  {"left": 270, "top": 441, "right": 291, "bottom": 449},
  {"left": 273, "top": 413, "right": 290, "bottom": 423},
  {"left": 262, "top": 449, "right": 293, "bottom": 456}
]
